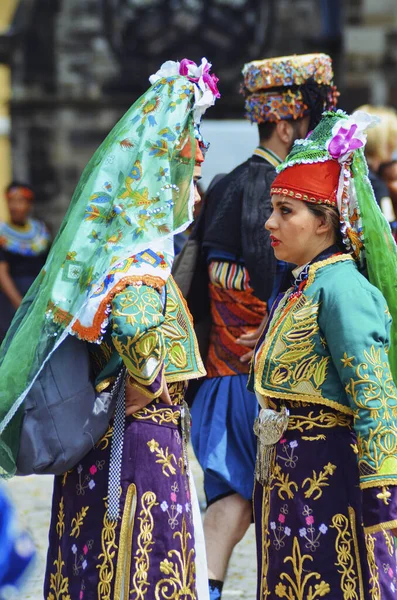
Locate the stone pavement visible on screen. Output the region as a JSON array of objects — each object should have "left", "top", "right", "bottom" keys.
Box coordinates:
[{"left": 4, "top": 447, "right": 257, "bottom": 599}]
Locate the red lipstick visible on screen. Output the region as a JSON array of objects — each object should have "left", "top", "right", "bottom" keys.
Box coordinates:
[{"left": 270, "top": 235, "right": 281, "bottom": 247}]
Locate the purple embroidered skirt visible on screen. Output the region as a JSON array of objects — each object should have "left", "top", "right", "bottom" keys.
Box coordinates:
[
  {"left": 253, "top": 401, "right": 397, "bottom": 599},
  {"left": 44, "top": 397, "right": 197, "bottom": 600}
]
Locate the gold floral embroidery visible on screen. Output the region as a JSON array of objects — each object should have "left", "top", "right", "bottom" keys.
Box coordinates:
[
  {"left": 288, "top": 410, "right": 351, "bottom": 432},
  {"left": 302, "top": 463, "right": 337, "bottom": 500},
  {"left": 259, "top": 480, "right": 271, "bottom": 598},
  {"left": 365, "top": 533, "right": 381, "bottom": 600},
  {"left": 97, "top": 499, "right": 118, "bottom": 600},
  {"left": 154, "top": 517, "right": 196, "bottom": 599},
  {"left": 70, "top": 506, "right": 89, "bottom": 538},
  {"left": 96, "top": 426, "right": 113, "bottom": 451},
  {"left": 114, "top": 484, "right": 137, "bottom": 600},
  {"left": 147, "top": 439, "right": 177, "bottom": 477},
  {"left": 302, "top": 434, "right": 326, "bottom": 441},
  {"left": 330, "top": 510, "right": 363, "bottom": 600},
  {"left": 376, "top": 486, "right": 391, "bottom": 505},
  {"left": 61, "top": 470, "right": 72, "bottom": 487},
  {"left": 274, "top": 537, "right": 330, "bottom": 599},
  {"left": 383, "top": 529, "right": 394, "bottom": 556},
  {"left": 47, "top": 546, "right": 71, "bottom": 600},
  {"left": 133, "top": 405, "right": 180, "bottom": 425},
  {"left": 131, "top": 491, "right": 158, "bottom": 599},
  {"left": 162, "top": 276, "right": 206, "bottom": 382},
  {"left": 56, "top": 497, "right": 65, "bottom": 539},
  {"left": 341, "top": 353, "right": 355, "bottom": 368},
  {"left": 347, "top": 345, "right": 397, "bottom": 484},
  {"left": 271, "top": 464, "right": 298, "bottom": 500},
  {"left": 256, "top": 294, "right": 331, "bottom": 402}
]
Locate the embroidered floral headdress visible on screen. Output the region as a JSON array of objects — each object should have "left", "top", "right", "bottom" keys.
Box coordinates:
[{"left": 0, "top": 58, "right": 219, "bottom": 478}]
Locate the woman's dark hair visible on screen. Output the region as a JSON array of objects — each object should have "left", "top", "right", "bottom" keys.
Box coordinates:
[{"left": 306, "top": 203, "right": 344, "bottom": 249}]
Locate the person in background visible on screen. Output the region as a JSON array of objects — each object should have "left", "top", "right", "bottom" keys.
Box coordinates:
[
  {"left": 379, "top": 159, "right": 397, "bottom": 213},
  {"left": 356, "top": 105, "right": 397, "bottom": 220},
  {"left": 0, "top": 182, "right": 50, "bottom": 341},
  {"left": 181, "top": 53, "right": 338, "bottom": 600}
]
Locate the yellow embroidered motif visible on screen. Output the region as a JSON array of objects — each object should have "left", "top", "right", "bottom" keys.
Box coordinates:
[
  {"left": 302, "top": 462, "right": 337, "bottom": 501},
  {"left": 365, "top": 533, "right": 381, "bottom": 600},
  {"left": 376, "top": 486, "right": 391, "bottom": 505},
  {"left": 114, "top": 484, "right": 137, "bottom": 600},
  {"left": 155, "top": 517, "right": 196, "bottom": 599},
  {"left": 271, "top": 464, "right": 298, "bottom": 500},
  {"left": 331, "top": 511, "right": 363, "bottom": 600},
  {"left": 162, "top": 276, "right": 206, "bottom": 382},
  {"left": 47, "top": 546, "right": 71, "bottom": 600},
  {"left": 133, "top": 406, "right": 180, "bottom": 425},
  {"left": 56, "top": 497, "right": 65, "bottom": 539},
  {"left": 345, "top": 345, "right": 397, "bottom": 484},
  {"left": 97, "top": 499, "right": 118, "bottom": 600},
  {"left": 288, "top": 410, "right": 351, "bottom": 432},
  {"left": 256, "top": 295, "right": 330, "bottom": 402},
  {"left": 259, "top": 481, "right": 271, "bottom": 599},
  {"left": 96, "top": 426, "right": 113, "bottom": 451},
  {"left": 147, "top": 439, "right": 177, "bottom": 477},
  {"left": 131, "top": 491, "right": 158, "bottom": 599},
  {"left": 70, "top": 506, "right": 89, "bottom": 538},
  {"left": 274, "top": 537, "right": 330, "bottom": 599},
  {"left": 341, "top": 352, "right": 355, "bottom": 368},
  {"left": 383, "top": 530, "right": 394, "bottom": 556}
]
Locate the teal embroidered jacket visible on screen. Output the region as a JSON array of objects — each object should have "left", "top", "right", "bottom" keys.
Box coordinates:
[
  {"left": 249, "top": 254, "right": 397, "bottom": 530},
  {"left": 90, "top": 275, "right": 205, "bottom": 398}
]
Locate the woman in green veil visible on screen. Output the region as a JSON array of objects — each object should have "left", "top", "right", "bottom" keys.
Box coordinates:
[{"left": 1, "top": 58, "right": 219, "bottom": 599}]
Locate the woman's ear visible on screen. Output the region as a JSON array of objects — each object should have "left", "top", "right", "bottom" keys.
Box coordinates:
[
  {"left": 276, "top": 120, "right": 295, "bottom": 146},
  {"left": 315, "top": 216, "right": 331, "bottom": 235}
]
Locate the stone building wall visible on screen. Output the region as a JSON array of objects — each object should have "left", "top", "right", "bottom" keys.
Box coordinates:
[{"left": 8, "top": 0, "right": 397, "bottom": 232}]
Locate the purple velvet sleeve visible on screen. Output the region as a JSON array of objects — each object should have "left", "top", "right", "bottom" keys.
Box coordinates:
[{"left": 363, "top": 485, "right": 397, "bottom": 534}]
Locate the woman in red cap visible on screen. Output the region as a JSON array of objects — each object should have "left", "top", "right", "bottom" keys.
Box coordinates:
[{"left": 250, "top": 110, "right": 397, "bottom": 599}]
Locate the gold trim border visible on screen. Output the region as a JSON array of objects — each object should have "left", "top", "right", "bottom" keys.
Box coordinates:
[
  {"left": 364, "top": 518, "right": 397, "bottom": 535},
  {"left": 114, "top": 483, "right": 137, "bottom": 600}
]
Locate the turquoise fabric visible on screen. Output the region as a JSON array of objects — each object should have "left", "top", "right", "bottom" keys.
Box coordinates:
[{"left": 252, "top": 255, "right": 397, "bottom": 490}]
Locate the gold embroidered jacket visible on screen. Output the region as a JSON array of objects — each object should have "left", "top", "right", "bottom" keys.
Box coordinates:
[
  {"left": 90, "top": 275, "right": 205, "bottom": 398},
  {"left": 250, "top": 254, "right": 397, "bottom": 499}
]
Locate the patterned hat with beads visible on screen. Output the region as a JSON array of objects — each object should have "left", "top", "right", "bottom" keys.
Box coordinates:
[{"left": 241, "top": 53, "right": 338, "bottom": 125}]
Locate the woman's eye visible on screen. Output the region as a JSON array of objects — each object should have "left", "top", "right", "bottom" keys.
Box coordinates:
[{"left": 281, "top": 207, "right": 291, "bottom": 215}]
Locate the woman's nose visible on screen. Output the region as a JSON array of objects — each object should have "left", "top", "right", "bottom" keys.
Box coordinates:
[{"left": 265, "top": 214, "right": 275, "bottom": 231}]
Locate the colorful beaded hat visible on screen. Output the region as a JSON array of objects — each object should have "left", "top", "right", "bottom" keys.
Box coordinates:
[
  {"left": 270, "top": 109, "right": 397, "bottom": 380},
  {"left": 241, "top": 53, "right": 338, "bottom": 124}
]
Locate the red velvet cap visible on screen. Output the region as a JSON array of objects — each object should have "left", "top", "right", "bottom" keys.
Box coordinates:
[{"left": 270, "top": 160, "right": 341, "bottom": 206}]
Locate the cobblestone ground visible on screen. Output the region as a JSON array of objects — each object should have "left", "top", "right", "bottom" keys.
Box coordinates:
[{"left": 4, "top": 446, "right": 257, "bottom": 599}]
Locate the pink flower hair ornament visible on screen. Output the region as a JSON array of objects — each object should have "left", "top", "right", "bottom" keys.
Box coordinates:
[
  {"left": 326, "top": 110, "right": 380, "bottom": 163},
  {"left": 149, "top": 58, "right": 220, "bottom": 123}
]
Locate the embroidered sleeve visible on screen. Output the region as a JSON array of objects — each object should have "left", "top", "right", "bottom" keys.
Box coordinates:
[
  {"left": 321, "top": 287, "right": 397, "bottom": 498},
  {"left": 111, "top": 284, "right": 166, "bottom": 396}
]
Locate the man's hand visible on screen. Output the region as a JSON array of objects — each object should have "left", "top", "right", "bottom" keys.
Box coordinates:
[
  {"left": 125, "top": 378, "right": 172, "bottom": 416},
  {"left": 235, "top": 313, "right": 268, "bottom": 364}
]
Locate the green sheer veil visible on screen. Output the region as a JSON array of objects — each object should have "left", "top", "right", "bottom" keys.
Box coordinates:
[{"left": 0, "top": 60, "right": 219, "bottom": 477}]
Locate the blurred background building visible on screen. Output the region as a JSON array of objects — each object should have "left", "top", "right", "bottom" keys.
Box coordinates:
[{"left": 1, "top": 0, "right": 397, "bottom": 231}]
